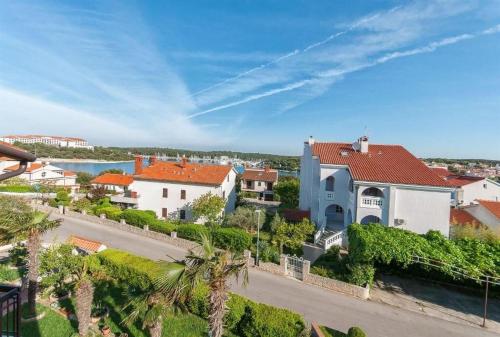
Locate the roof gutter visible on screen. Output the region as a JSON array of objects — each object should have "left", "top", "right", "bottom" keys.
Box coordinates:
[{"left": 0, "top": 143, "right": 37, "bottom": 182}]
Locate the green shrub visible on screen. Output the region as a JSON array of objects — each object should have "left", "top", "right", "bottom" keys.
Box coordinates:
[
  {"left": 55, "top": 190, "right": 71, "bottom": 206},
  {"left": 213, "top": 227, "right": 252, "bottom": 252},
  {"left": 98, "top": 206, "right": 122, "bottom": 221},
  {"left": 238, "top": 301, "right": 305, "bottom": 337},
  {"left": 48, "top": 198, "right": 58, "bottom": 208},
  {"left": 148, "top": 220, "right": 177, "bottom": 234},
  {"left": 9, "top": 243, "right": 27, "bottom": 266},
  {"left": 176, "top": 224, "right": 209, "bottom": 242},
  {"left": 346, "top": 264, "right": 375, "bottom": 287},
  {"left": 0, "top": 264, "right": 22, "bottom": 282},
  {"left": 255, "top": 240, "right": 280, "bottom": 264},
  {"left": 120, "top": 209, "right": 157, "bottom": 228},
  {"left": 72, "top": 198, "right": 92, "bottom": 212},
  {"left": 225, "top": 294, "right": 249, "bottom": 332},
  {"left": 0, "top": 185, "right": 34, "bottom": 193},
  {"left": 186, "top": 282, "right": 209, "bottom": 318},
  {"left": 347, "top": 326, "right": 366, "bottom": 337}
]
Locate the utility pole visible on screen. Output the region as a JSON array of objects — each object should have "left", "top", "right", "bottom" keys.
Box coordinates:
[
  {"left": 255, "top": 209, "right": 261, "bottom": 266},
  {"left": 482, "top": 276, "right": 489, "bottom": 328}
]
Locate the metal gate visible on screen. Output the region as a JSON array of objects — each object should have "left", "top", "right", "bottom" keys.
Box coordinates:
[{"left": 286, "top": 255, "right": 304, "bottom": 280}]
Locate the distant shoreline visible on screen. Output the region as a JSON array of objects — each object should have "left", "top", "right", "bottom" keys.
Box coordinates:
[{"left": 38, "top": 158, "right": 134, "bottom": 164}]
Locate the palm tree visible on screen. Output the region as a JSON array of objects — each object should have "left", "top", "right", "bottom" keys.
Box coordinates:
[
  {"left": 185, "top": 234, "right": 248, "bottom": 337},
  {"left": 0, "top": 196, "right": 61, "bottom": 316},
  {"left": 124, "top": 263, "right": 189, "bottom": 337}
]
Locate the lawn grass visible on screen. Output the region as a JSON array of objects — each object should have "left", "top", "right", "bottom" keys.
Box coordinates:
[
  {"left": 320, "top": 325, "right": 347, "bottom": 337},
  {"left": 0, "top": 264, "right": 23, "bottom": 282},
  {"left": 19, "top": 303, "right": 78, "bottom": 337}
]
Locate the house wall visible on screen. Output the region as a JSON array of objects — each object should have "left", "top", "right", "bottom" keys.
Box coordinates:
[
  {"left": 459, "top": 179, "right": 500, "bottom": 205},
  {"left": 130, "top": 168, "right": 236, "bottom": 221},
  {"left": 240, "top": 179, "right": 273, "bottom": 192},
  {"left": 92, "top": 183, "right": 126, "bottom": 193},
  {"left": 465, "top": 205, "right": 500, "bottom": 230}
]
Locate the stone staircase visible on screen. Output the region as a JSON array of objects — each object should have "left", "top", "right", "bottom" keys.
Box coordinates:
[{"left": 315, "top": 229, "right": 338, "bottom": 248}]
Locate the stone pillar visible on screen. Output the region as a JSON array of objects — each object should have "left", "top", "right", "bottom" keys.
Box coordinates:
[
  {"left": 170, "top": 231, "right": 177, "bottom": 238},
  {"left": 243, "top": 250, "right": 254, "bottom": 267},
  {"left": 302, "top": 259, "right": 311, "bottom": 281},
  {"left": 58, "top": 205, "right": 64, "bottom": 214},
  {"left": 100, "top": 214, "right": 106, "bottom": 219},
  {"left": 143, "top": 224, "right": 149, "bottom": 231},
  {"left": 280, "top": 255, "right": 287, "bottom": 275},
  {"left": 82, "top": 210, "right": 87, "bottom": 215},
  {"left": 120, "top": 219, "right": 126, "bottom": 225}
]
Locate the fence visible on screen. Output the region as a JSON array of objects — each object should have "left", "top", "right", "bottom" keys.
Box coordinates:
[{"left": 0, "top": 285, "right": 21, "bottom": 337}]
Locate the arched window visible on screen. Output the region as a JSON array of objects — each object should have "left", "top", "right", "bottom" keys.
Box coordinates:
[
  {"left": 362, "top": 187, "right": 384, "bottom": 198},
  {"left": 361, "top": 215, "right": 381, "bottom": 224},
  {"left": 326, "top": 176, "right": 335, "bottom": 191}
]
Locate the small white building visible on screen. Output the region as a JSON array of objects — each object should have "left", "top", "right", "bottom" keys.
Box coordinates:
[
  {"left": 429, "top": 167, "right": 500, "bottom": 206},
  {"left": 300, "top": 136, "right": 453, "bottom": 241},
  {"left": 91, "top": 173, "right": 134, "bottom": 194},
  {"left": 2, "top": 161, "right": 77, "bottom": 186},
  {"left": 462, "top": 200, "right": 500, "bottom": 231},
  {"left": 241, "top": 167, "right": 278, "bottom": 201},
  {"left": 129, "top": 156, "right": 237, "bottom": 221}
]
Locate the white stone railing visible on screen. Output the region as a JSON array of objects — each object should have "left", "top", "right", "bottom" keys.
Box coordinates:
[
  {"left": 360, "top": 196, "right": 384, "bottom": 208},
  {"left": 323, "top": 229, "right": 346, "bottom": 250}
]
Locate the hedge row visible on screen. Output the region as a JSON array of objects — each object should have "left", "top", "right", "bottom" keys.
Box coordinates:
[
  {"left": 98, "top": 248, "right": 305, "bottom": 337},
  {"left": 348, "top": 223, "right": 500, "bottom": 284},
  {"left": 0, "top": 185, "right": 35, "bottom": 193}
]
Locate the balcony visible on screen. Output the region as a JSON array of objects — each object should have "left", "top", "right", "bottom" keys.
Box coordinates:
[
  {"left": 360, "top": 196, "right": 384, "bottom": 209},
  {"left": 110, "top": 192, "right": 139, "bottom": 205},
  {"left": 0, "top": 285, "right": 21, "bottom": 337}
]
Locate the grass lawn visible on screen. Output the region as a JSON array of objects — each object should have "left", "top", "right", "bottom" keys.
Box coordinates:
[
  {"left": 19, "top": 303, "right": 77, "bottom": 337},
  {"left": 320, "top": 325, "right": 347, "bottom": 337}
]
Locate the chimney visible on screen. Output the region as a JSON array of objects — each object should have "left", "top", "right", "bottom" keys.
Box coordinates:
[
  {"left": 180, "top": 155, "right": 187, "bottom": 168},
  {"left": 264, "top": 165, "right": 270, "bottom": 173},
  {"left": 134, "top": 155, "right": 143, "bottom": 175},
  {"left": 150, "top": 155, "right": 157, "bottom": 166},
  {"left": 360, "top": 136, "right": 369, "bottom": 153},
  {"left": 308, "top": 136, "right": 315, "bottom": 145}
]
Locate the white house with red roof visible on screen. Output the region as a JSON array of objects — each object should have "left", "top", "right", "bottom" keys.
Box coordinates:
[
  {"left": 91, "top": 173, "right": 134, "bottom": 193},
  {"left": 300, "top": 136, "right": 453, "bottom": 247},
  {"left": 429, "top": 167, "right": 500, "bottom": 206},
  {"left": 129, "top": 156, "right": 237, "bottom": 221},
  {"left": 2, "top": 161, "right": 76, "bottom": 186},
  {"left": 461, "top": 200, "right": 500, "bottom": 231},
  {"left": 241, "top": 167, "right": 278, "bottom": 201}
]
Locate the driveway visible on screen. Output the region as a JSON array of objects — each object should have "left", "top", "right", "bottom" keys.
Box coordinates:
[{"left": 43, "top": 213, "right": 499, "bottom": 337}]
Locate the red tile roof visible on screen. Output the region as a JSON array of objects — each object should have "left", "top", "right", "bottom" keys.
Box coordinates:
[
  {"left": 64, "top": 170, "right": 77, "bottom": 177},
  {"left": 91, "top": 173, "right": 133, "bottom": 186},
  {"left": 134, "top": 161, "right": 232, "bottom": 186},
  {"left": 450, "top": 208, "right": 481, "bottom": 226},
  {"left": 445, "top": 175, "right": 484, "bottom": 187},
  {"left": 311, "top": 142, "right": 450, "bottom": 187},
  {"left": 430, "top": 167, "right": 451, "bottom": 179},
  {"left": 68, "top": 236, "right": 105, "bottom": 253},
  {"left": 477, "top": 200, "right": 500, "bottom": 220},
  {"left": 242, "top": 168, "right": 278, "bottom": 183},
  {"left": 4, "top": 162, "right": 44, "bottom": 173}
]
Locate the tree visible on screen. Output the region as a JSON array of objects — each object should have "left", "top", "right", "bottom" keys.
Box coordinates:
[
  {"left": 274, "top": 177, "right": 300, "bottom": 209},
  {"left": 88, "top": 185, "right": 108, "bottom": 202},
  {"left": 192, "top": 192, "right": 226, "bottom": 225},
  {"left": 124, "top": 263, "right": 189, "bottom": 337},
  {"left": 40, "top": 244, "right": 81, "bottom": 296},
  {"left": 55, "top": 190, "right": 71, "bottom": 206},
  {"left": 0, "top": 196, "right": 61, "bottom": 316},
  {"left": 185, "top": 234, "right": 248, "bottom": 337},
  {"left": 224, "top": 206, "right": 256, "bottom": 232},
  {"left": 274, "top": 218, "right": 315, "bottom": 254},
  {"left": 76, "top": 172, "right": 94, "bottom": 187}
]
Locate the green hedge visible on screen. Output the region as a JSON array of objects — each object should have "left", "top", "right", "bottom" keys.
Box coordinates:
[
  {"left": 347, "top": 327, "right": 366, "bottom": 337},
  {"left": 0, "top": 185, "right": 35, "bottom": 193},
  {"left": 213, "top": 227, "right": 252, "bottom": 253},
  {"left": 348, "top": 223, "right": 500, "bottom": 284},
  {"left": 98, "top": 206, "right": 122, "bottom": 221},
  {"left": 176, "top": 224, "right": 210, "bottom": 242},
  {"left": 120, "top": 209, "right": 157, "bottom": 228},
  {"left": 99, "top": 248, "right": 306, "bottom": 337},
  {"left": 148, "top": 220, "right": 177, "bottom": 235}
]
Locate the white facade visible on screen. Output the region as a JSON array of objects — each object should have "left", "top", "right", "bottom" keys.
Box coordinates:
[
  {"left": 2, "top": 162, "right": 76, "bottom": 186},
  {"left": 0, "top": 135, "right": 94, "bottom": 150},
  {"left": 454, "top": 179, "right": 500, "bottom": 205},
  {"left": 130, "top": 168, "right": 237, "bottom": 222},
  {"left": 464, "top": 204, "right": 500, "bottom": 230},
  {"left": 300, "top": 140, "right": 452, "bottom": 237}
]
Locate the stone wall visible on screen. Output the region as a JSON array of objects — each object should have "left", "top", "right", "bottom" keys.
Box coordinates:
[{"left": 304, "top": 272, "right": 370, "bottom": 300}]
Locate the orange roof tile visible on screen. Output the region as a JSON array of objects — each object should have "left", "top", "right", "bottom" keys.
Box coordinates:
[
  {"left": 477, "top": 200, "right": 500, "bottom": 220},
  {"left": 450, "top": 208, "right": 481, "bottom": 226},
  {"left": 4, "top": 162, "right": 44, "bottom": 173},
  {"left": 64, "top": 170, "right": 76, "bottom": 177},
  {"left": 311, "top": 142, "right": 450, "bottom": 187},
  {"left": 446, "top": 175, "right": 484, "bottom": 187},
  {"left": 135, "top": 161, "right": 232, "bottom": 186},
  {"left": 430, "top": 167, "right": 451, "bottom": 179},
  {"left": 242, "top": 168, "right": 278, "bottom": 183},
  {"left": 68, "top": 236, "right": 105, "bottom": 253},
  {"left": 91, "top": 173, "right": 133, "bottom": 186}
]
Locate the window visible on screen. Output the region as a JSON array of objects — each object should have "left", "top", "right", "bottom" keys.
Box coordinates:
[
  {"left": 222, "top": 191, "right": 226, "bottom": 199},
  {"left": 41, "top": 172, "right": 46, "bottom": 178},
  {"left": 180, "top": 210, "right": 186, "bottom": 220},
  {"left": 181, "top": 190, "right": 186, "bottom": 199},
  {"left": 162, "top": 208, "right": 168, "bottom": 218},
  {"left": 325, "top": 176, "right": 335, "bottom": 191},
  {"left": 349, "top": 179, "right": 354, "bottom": 192},
  {"left": 483, "top": 184, "right": 487, "bottom": 189},
  {"left": 162, "top": 188, "right": 168, "bottom": 198},
  {"left": 335, "top": 205, "right": 343, "bottom": 213},
  {"left": 258, "top": 182, "right": 261, "bottom": 186}
]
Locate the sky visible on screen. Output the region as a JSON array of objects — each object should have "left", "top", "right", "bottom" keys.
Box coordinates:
[{"left": 1, "top": 0, "right": 500, "bottom": 159}]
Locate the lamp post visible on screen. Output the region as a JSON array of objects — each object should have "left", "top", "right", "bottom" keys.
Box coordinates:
[{"left": 255, "top": 209, "right": 261, "bottom": 266}]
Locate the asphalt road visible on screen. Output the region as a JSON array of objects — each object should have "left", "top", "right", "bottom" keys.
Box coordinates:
[{"left": 44, "top": 214, "right": 499, "bottom": 337}]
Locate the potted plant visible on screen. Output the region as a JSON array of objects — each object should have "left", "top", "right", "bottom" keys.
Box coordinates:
[{"left": 101, "top": 325, "right": 111, "bottom": 336}]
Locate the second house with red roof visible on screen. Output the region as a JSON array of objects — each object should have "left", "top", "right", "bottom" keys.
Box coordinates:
[{"left": 300, "top": 136, "right": 454, "bottom": 245}]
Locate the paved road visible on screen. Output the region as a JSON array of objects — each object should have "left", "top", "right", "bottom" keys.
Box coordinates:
[{"left": 44, "top": 214, "right": 499, "bottom": 337}]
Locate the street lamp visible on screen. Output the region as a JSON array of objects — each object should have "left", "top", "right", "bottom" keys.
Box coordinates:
[{"left": 254, "top": 209, "right": 261, "bottom": 266}]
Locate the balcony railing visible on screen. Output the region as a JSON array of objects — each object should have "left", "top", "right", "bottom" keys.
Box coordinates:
[
  {"left": 360, "top": 196, "right": 384, "bottom": 208},
  {"left": 0, "top": 285, "right": 21, "bottom": 337}
]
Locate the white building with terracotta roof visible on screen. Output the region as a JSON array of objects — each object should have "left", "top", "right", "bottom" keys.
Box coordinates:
[
  {"left": 241, "top": 167, "right": 278, "bottom": 201},
  {"left": 2, "top": 161, "right": 76, "bottom": 186},
  {"left": 91, "top": 173, "right": 134, "bottom": 194},
  {"left": 129, "top": 156, "right": 237, "bottom": 221},
  {"left": 462, "top": 200, "right": 500, "bottom": 231},
  {"left": 300, "top": 136, "right": 453, "bottom": 244},
  {"left": 429, "top": 167, "right": 500, "bottom": 206},
  {"left": 0, "top": 135, "right": 93, "bottom": 150}
]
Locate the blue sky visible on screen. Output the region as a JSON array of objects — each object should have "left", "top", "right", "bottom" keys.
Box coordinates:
[{"left": 1, "top": 1, "right": 499, "bottom": 159}]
